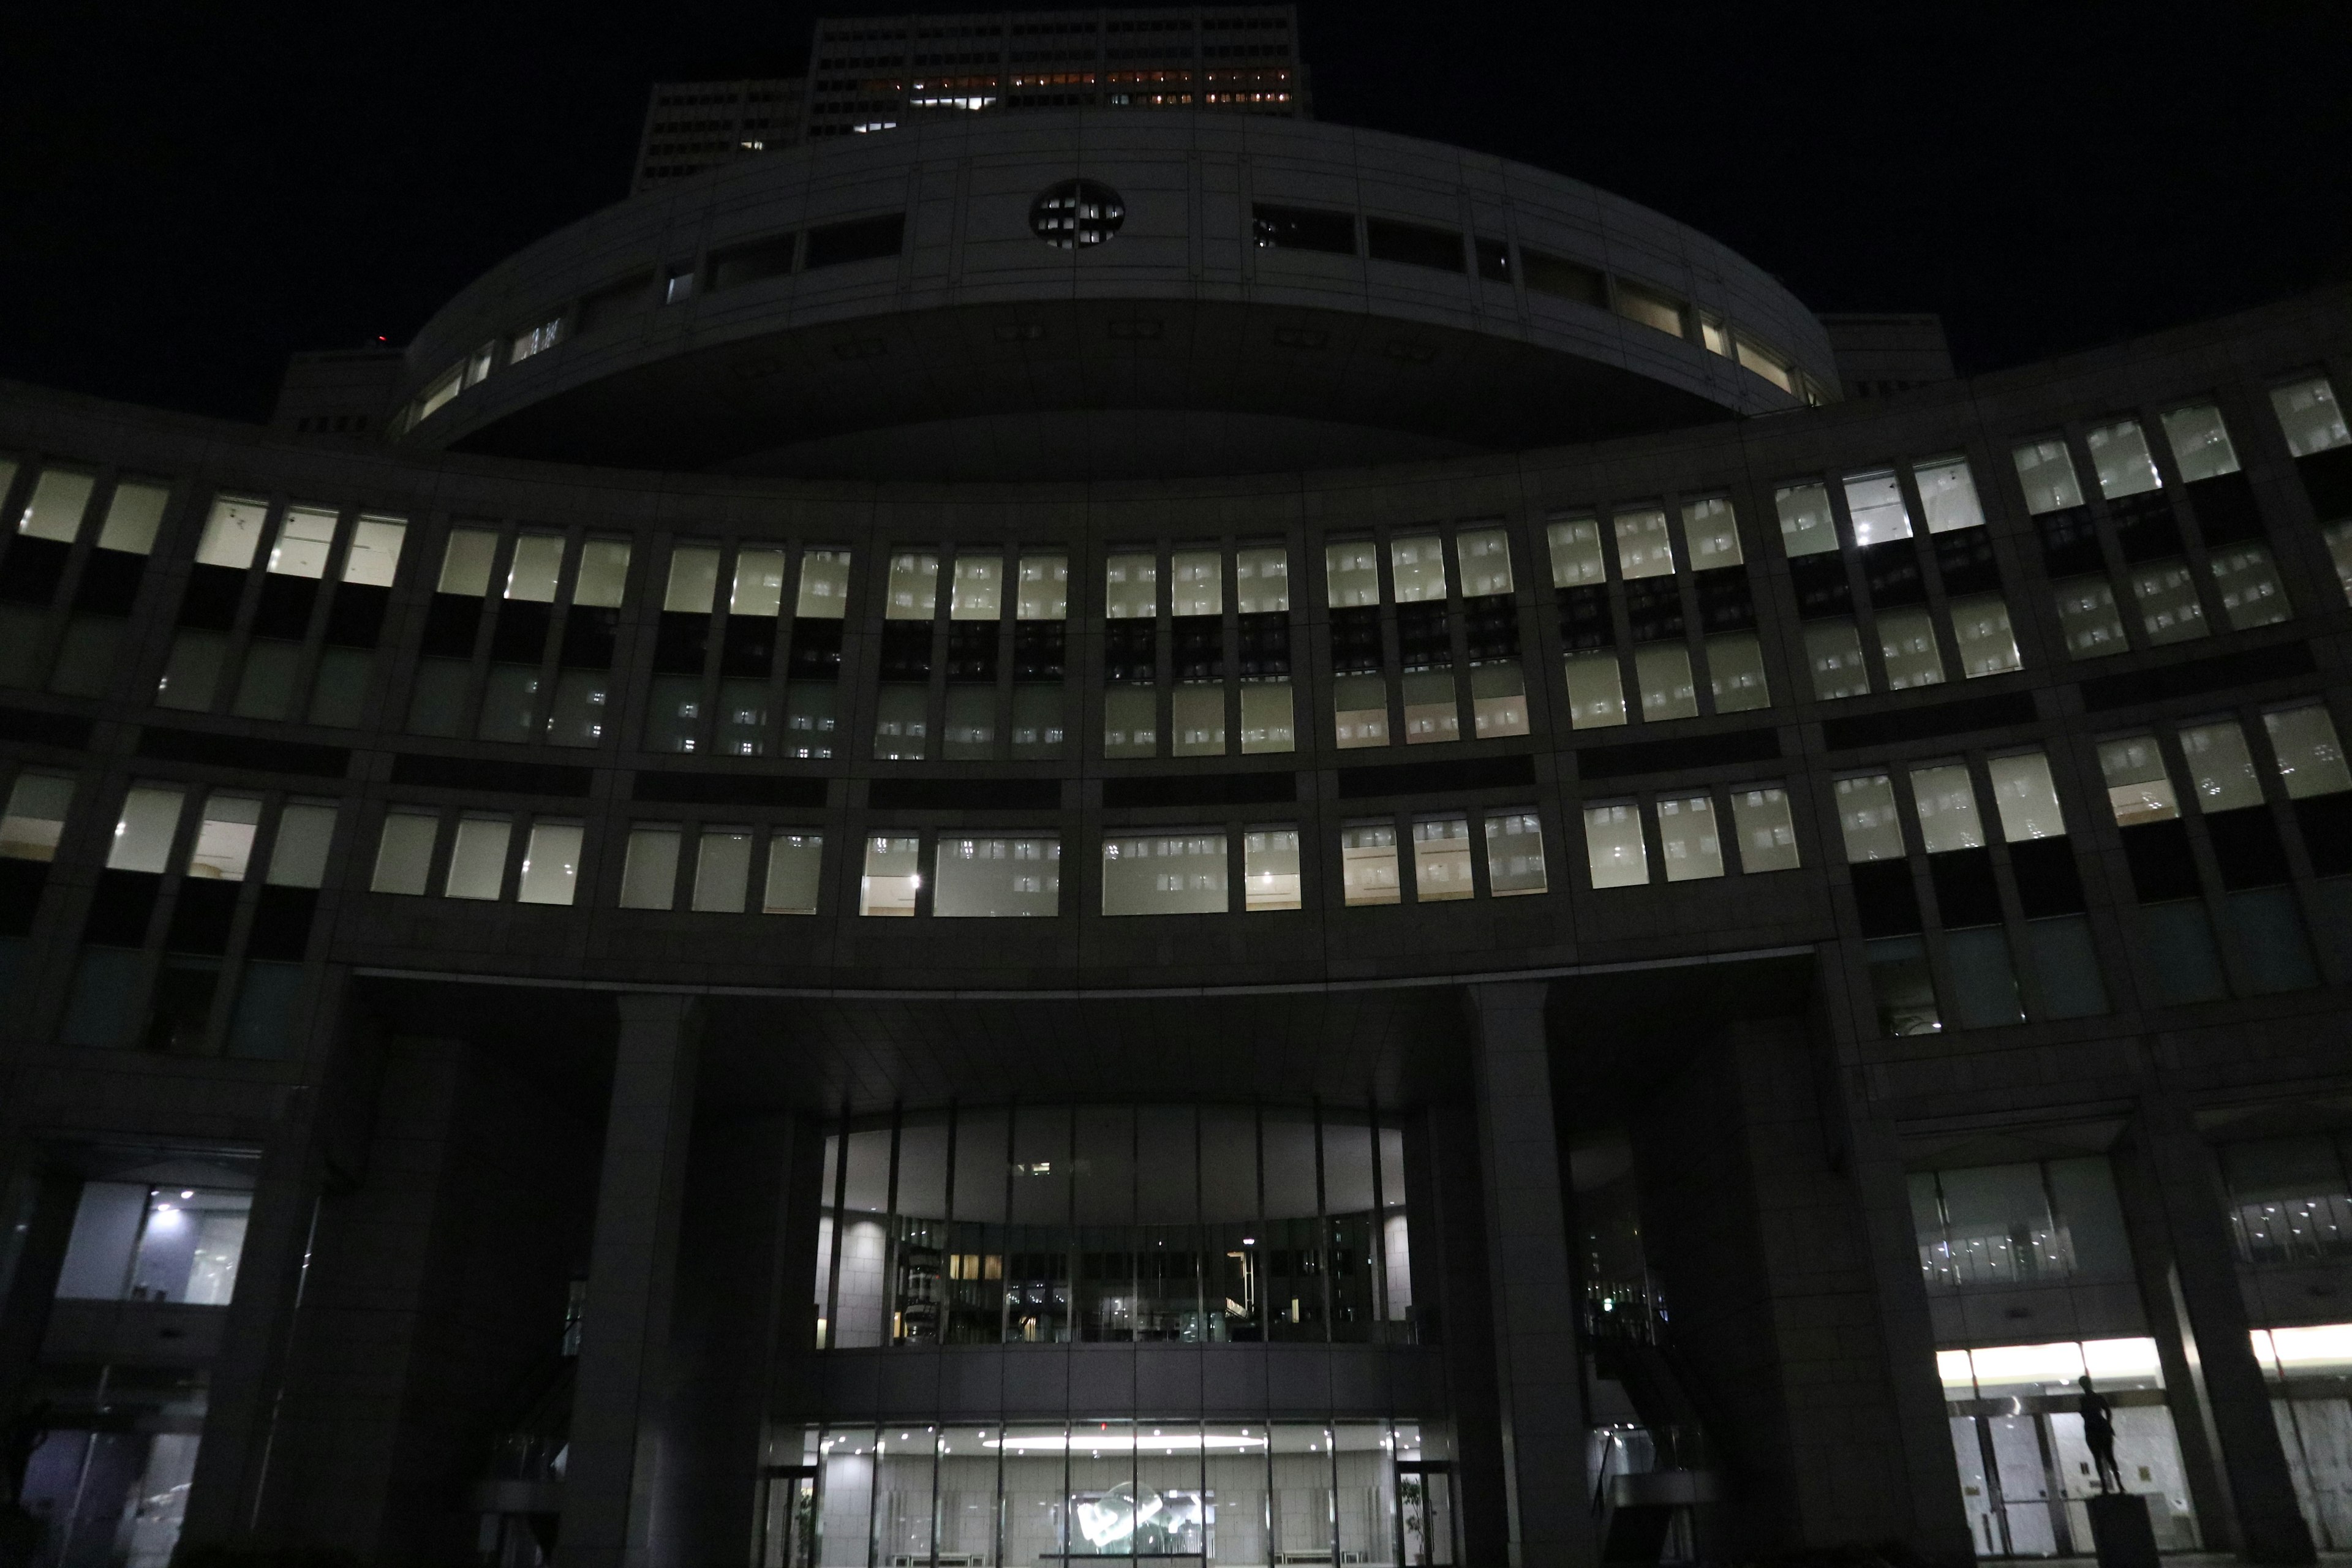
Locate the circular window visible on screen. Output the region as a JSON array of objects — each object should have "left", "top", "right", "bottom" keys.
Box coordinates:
[{"left": 1030, "top": 179, "right": 1126, "bottom": 249}]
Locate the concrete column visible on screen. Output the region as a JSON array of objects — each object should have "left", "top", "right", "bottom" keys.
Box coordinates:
[
  {"left": 1466, "top": 981, "right": 1595, "bottom": 1568},
  {"left": 559, "top": 994, "right": 703, "bottom": 1568},
  {"left": 178, "top": 1108, "right": 323, "bottom": 1547},
  {"left": 0, "top": 1163, "right": 80, "bottom": 1482},
  {"left": 650, "top": 1110, "right": 802, "bottom": 1568},
  {"left": 2114, "top": 1094, "right": 2315, "bottom": 1563}
]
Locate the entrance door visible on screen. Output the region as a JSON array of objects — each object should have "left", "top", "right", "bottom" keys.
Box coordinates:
[
  {"left": 1396, "top": 1462, "right": 1455, "bottom": 1565},
  {"left": 1978, "top": 1414, "right": 2071, "bottom": 1557},
  {"left": 760, "top": 1466, "right": 821, "bottom": 1568}
]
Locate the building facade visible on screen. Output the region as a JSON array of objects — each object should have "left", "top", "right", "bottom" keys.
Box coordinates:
[{"left": 2, "top": 108, "right": 2352, "bottom": 1568}]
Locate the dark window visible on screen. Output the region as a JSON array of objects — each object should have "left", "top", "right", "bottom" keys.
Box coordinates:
[
  {"left": 1789, "top": 554, "right": 1853, "bottom": 620},
  {"left": 805, "top": 213, "right": 906, "bottom": 268},
  {"left": 1933, "top": 530, "right": 2002, "bottom": 596},
  {"left": 1251, "top": 203, "right": 1355, "bottom": 255},
  {"left": 1851, "top": 859, "right": 1922, "bottom": 937},
  {"left": 2185, "top": 472, "right": 2264, "bottom": 546},
  {"left": 576, "top": 271, "right": 655, "bottom": 336},
  {"left": 1521, "top": 249, "right": 1606, "bottom": 307},
  {"left": 1474, "top": 237, "right": 1511, "bottom": 283},
  {"left": 1861, "top": 541, "right": 1925, "bottom": 607},
  {"left": 2109, "top": 491, "right": 2181, "bottom": 564},
  {"left": 2035, "top": 507, "right": 2104, "bottom": 576},
  {"left": 709, "top": 232, "right": 799, "bottom": 290},
  {"left": 1365, "top": 217, "right": 1464, "bottom": 273}
]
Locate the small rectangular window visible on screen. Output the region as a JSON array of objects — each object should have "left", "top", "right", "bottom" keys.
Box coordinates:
[
  {"left": 371, "top": 810, "right": 439, "bottom": 895},
  {"left": 1545, "top": 516, "right": 1606, "bottom": 586},
  {"left": 1733, "top": 336, "right": 1801, "bottom": 398},
  {"left": 506, "top": 534, "right": 565, "bottom": 601},
  {"left": 1877, "top": 607, "right": 1946, "bottom": 690},
  {"left": 197, "top": 496, "right": 269, "bottom": 570},
  {"left": 2086, "top": 419, "right": 2163, "bottom": 499},
  {"left": 1698, "top": 312, "right": 1730, "bottom": 356},
  {"left": 763, "top": 832, "right": 823, "bottom": 914},
  {"left": 1170, "top": 548, "right": 1221, "bottom": 617},
  {"left": 339, "top": 515, "right": 406, "bottom": 587},
  {"left": 1234, "top": 546, "right": 1288, "bottom": 613},
  {"left": 1456, "top": 527, "right": 1513, "bottom": 596},
  {"left": 417, "top": 363, "right": 464, "bottom": 421},
  {"left": 710, "top": 233, "right": 799, "bottom": 290},
  {"left": 96, "top": 481, "right": 170, "bottom": 556},
  {"left": 1240, "top": 682, "right": 1294, "bottom": 754},
  {"left": 732, "top": 548, "right": 787, "bottom": 617},
  {"left": 666, "top": 543, "right": 722, "bottom": 614},
  {"left": 573, "top": 539, "right": 631, "bottom": 608},
  {"left": 859, "top": 835, "right": 921, "bottom": 916},
  {"left": 1400, "top": 669, "right": 1457, "bottom": 744},
  {"left": 1521, "top": 249, "right": 1607, "bottom": 307},
  {"left": 1483, "top": 809, "right": 1547, "bottom": 895},
  {"left": 1411, "top": 815, "right": 1472, "bottom": 902},
  {"left": 1804, "top": 620, "right": 1869, "bottom": 699},
  {"left": 933, "top": 834, "right": 1061, "bottom": 918},
  {"left": 1613, "top": 278, "right": 1686, "bottom": 338},
  {"left": 439, "top": 527, "right": 499, "bottom": 595},
  {"left": 1470, "top": 662, "right": 1528, "bottom": 737},
  {"left": 884, "top": 551, "right": 940, "bottom": 620},
  {"left": 2160, "top": 404, "right": 2241, "bottom": 481},
  {"left": 1913, "top": 456, "right": 1985, "bottom": 534},
  {"left": 1243, "top": 826, "right": 1301, "bottom": 911},
  {"left": 2054, "top": 577, "right": 2128, "bottom": 659},
  {"left": 1634, "top": 644, "right": 1697, "bottom": 721},
  {"left": 1101, "top": 831, "right": 1227, "bottom": 915},
  {"left": 1682, "top": 497, "right": 1741, "bottom": 567},
  {"left": 2097, "top": 736, "right": 2179, "bottom": 826},
  {"left": 518, "top": 821, "right": 582, "bottom": 906},
  {"left": 2127, "top": 562, "right": 2207, "bottom": 646},
  {"left": 1324, "top": 540, "right": 1381, "bottom": 607},
  {"left": 693, "top": 828, "right": 754, "bottom": 912},
  {"left": 1017, "top": 554, "right": 1070, "bottom": 619},
  {"left": 2271, "top": 375, "right": 2348, "bottom": 458},
  {"left": 619, "top": 824, "right": 682, "bottom": 909},
  {"left": 1988, "top": 752, "right": 2067, "bottom": 840},
  {"left": 186, "top": 793, "right": 261, "bottom": 880},
  {"left": 1474, "top": 236, "right": 1512, "bottom": 282},
  {"left": 1340, "top": 822, "right": 1400, "bottom": 906},
  {"left": 108, "top": 785, "right": 186, "bottom": 873},
  {"left": 511, "top": 317, "right": 563, "bottom": 363},
  {"left": 443, "top": 813, "right": 511, "bottom": 900},
  {"left": 2209, "top": 545, "right": 2290, "bottom": 630},
  {"left": 0, "top": 773, "right": 73, "bottom": 862},
  {"left": 1562, "top": 650, "right": 1627, "bottom": 728},
  {"left": 1841, "top": 469, "right": 1913, "bottom": 545},
  {"left": 1730, "top": 786, "right": 1801, "bottom": 872},
  {"left": 2263, "top": 705, "right": 2352, "bottom": 799},
  {"left": 804, "top": 211, "right": 905, "bottom": 268},
  {"left": 1657, "top": 794, "right": 1723, "bottom": 881},
  {"left": 267, "top": 507, "right": 337, "bottom": 578},
  {"left": 1584, "top": 803, "right": 1648, "bottom": 888},
  {"left": 1948, "top": 594, "right": 2021, "bottom": 678},
  {"left": 1773, "top": 483, "right": 1838, "bottom": 557},
  {"left": 950, "top": 554, "right": 1005, "bottom": 620},
  {"left": 1611, "top": 509, "right": 1674, "bottom": 579},
  {"left": 265, "top": 801, "right": 337, "bottom": 888},
  {"left": 1706, "top": 632, "right": 1770, "bottom": 712},
  {"left": 18, "top": 469, "right": 95, "bottom": 543},
  {"left": 796, "top": 549, "right": 853, "bottom": 617},
  {"left": 1104, "top": 687, "right": 1158, "bottom": 758},
  {"left": 2180, "top": 720, "right": 2263, "bottom": 810},
  {"left": 1910, "top": 764, "right": 1985, "bottom": 853},
  {"left": 1364, "top": 217, "right": 1464, "bottom": 271},
  {"left": 1868, "top": 937, "right": 1941, "bottom": 1035},
  {"left": 2011, "top": 439, "right": 2084, "bottom": 514},
  {"left": 1837, "top": 775, "right": 1904, "bottom": 862},
  {"left": 1103, "top": 551, "right": 1159, "bottom": 619},
  {"left": 1251, "top": 203, "right": 1355, "bottom": 254}
]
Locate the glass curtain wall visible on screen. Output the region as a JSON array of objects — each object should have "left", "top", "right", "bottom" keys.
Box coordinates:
[
  {"left": 812, "top": 1104, "right": 1413, "bottom": 1350},
  {"left": 769, "top": 1419, "right": 1432, "bottom": 1567}
]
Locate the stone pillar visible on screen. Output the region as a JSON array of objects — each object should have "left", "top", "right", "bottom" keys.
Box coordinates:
[
  {"left": 2113, "top": 1094, "right": 2315, "bottom": 1564},
  {"left": 649, "top": 1110, "right": 802, "bottom": 1568},
  {"left": 0, "top": 1163, "right": 80, "bottom": 1472},
  {"left": 559, "top": 995, "right": 703, "bottom": 1568},
  {"left": 177, "top": 1104, "right": 323, "bottom": 1546},
  {"left": 1466, "top": 981, "right": 1596, "bottom": 1568}
]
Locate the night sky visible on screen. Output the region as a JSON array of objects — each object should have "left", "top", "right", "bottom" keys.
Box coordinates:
[{"left": 2, "top": 1, "right": 2346, "bottom": 424}]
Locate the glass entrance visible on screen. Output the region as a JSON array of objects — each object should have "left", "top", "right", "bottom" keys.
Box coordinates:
[
  {"left": 1396, "top": 1463, "right": 1455, "bottom": 1564},
  {"left": 760, "top": 1466, "right": 820, "bottom": 1568}
]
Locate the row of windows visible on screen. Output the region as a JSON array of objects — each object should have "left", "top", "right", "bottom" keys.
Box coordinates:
[
  {"left": 1245, "top": 203, "right": 1817, "bottom": 401},
  {"left": 7, "top": 377, "right": 2346, "bottom": 764}
]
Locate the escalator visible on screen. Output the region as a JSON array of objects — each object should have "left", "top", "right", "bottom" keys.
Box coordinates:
[{"left": 1586, "top": 1294, "right": 1721, "bottom": 1564}]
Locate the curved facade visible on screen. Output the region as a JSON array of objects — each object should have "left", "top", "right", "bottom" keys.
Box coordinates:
[
  {"left": 4, "top": 116, "right": 2352, "bottom": 1568},
  {"left": 390, "top": 115, "right": 1833, "bottom": 479}
]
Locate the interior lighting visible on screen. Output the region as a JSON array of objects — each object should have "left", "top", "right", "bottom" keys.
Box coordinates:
[{"left": 984, "top": 1431, "right": 1265, "bottom": 1452}]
